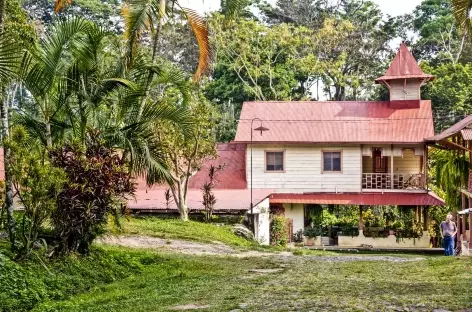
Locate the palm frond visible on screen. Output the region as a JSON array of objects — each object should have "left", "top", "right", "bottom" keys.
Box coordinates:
[
  {"left": 452, "top": 0, "right": 472, "bottom": 34},
  {"left": 221, "top": 0, "right": 247, "bottom": 20},
  {"left": 0, "top": 35, "right": 22, "bottom": 83},
  {"left": 182, "top": 8, "right": 211, "bottom": 81},
  {"left": 54, "top": 0, "right": 72, "bottom": 12},
  {"left": 123, "top": 0, "right": 161, "bottom": 56}
]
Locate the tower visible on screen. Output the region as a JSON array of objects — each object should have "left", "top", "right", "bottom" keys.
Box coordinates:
[{"left": 376, "top": 42, "right": 434, "bottom": 107}]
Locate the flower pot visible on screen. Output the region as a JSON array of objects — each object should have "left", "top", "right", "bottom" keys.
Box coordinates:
[{"left": 304, "top": 236, "right": 314, "bottom": 246}]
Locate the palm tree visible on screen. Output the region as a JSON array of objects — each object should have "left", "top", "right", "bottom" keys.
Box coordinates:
[
  {"left": 452, "top": 0, "right": 472, "bottom": 34},
  {"left": 17, "top": 17, "right": 193, "bottom": 183},
  {"left": 0, "top": 34, "right": 22, "bottom": 250}
]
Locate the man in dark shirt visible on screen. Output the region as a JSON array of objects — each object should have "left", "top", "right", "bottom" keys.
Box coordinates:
[{"left": 440, "top": 214, "right": 457, "bottom": 256}]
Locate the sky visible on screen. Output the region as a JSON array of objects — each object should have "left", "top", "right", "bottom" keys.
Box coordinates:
[{"left": 179, "top": 0, "right": 424, "bottom": 16}]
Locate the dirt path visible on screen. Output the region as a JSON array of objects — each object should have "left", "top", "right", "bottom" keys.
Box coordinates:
[{"left": 99, "top": 235, "right": 425, "bottom": 262}]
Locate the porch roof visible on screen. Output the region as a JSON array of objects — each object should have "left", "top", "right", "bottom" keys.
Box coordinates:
[
  {"left": 269, "top": 192, "right": 445, "bottom": 206},
  {"left": 128, "top": 189, "right": 272, "bottom": 212}
]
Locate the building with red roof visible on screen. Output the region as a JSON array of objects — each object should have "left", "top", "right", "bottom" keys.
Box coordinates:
[
  {"left": 232, "top": 42, "right": 444, "bottom": 247},
  {"left": 132, "top": 43, "right": 445, "bottom": 247}
]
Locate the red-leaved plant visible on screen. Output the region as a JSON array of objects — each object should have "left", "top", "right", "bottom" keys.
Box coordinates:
[{"left": 49, "top": 134, "right": 135, "bottom": 255}]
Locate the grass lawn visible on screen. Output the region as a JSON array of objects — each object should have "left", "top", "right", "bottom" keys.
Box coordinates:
[
  {"left": 116, "top": 217, "right": 258, "bottom": 248},
  {"left": 32, "top": 247, "right": 472, "bottom": 312}
]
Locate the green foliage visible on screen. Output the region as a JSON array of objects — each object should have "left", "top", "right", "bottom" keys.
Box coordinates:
[
  {"left": 206, "top": 14, "right": 319, "bottom": 113},
  {"left": 269, "top": 215, "right": 289, "bottom": 246},
  {"left": 303, "top": 226, "right": 321, "bottom": 238},
  {"left": 430, "top": 150, "right": 469, "bottom": 208},
  {"left": 0, "top": 246, "right": 156, "bottom": 311},
  {"left": 411, "top": 0, "right": 472, "bottom": 65},
  {"left": 421, "top": 62, "right": 472, "bottom": 131},
  {"left": 120, "top": 217, "right": 257, "bottom": 248},
  {"left": 362, "top": 208, "right": 386, "bottom": 227},
  {"left": 49, "top": 135, "right": 136, "bottom": 255},
  {"left": 259, "top": 0, "right": 403, "bottom": 101},
  {"left": 156, "top": 92, "right": 218, "bottom": 220},
  {"left": 4, "top": 0, "right": 36, "bottom": 48},
  {"left": 319, "top": 210, "right": 338, "bottom": 227},
  {"left": 7, "top": 128, "right": 66, "bottom": 257}
]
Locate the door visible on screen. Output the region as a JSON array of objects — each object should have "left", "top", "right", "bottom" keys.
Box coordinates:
[{"left": 373, "top": 150, "right": 387, "bottom": 173}]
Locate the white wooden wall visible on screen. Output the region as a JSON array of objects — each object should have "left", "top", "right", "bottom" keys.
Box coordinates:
[
  {"left": 246, "top": 144, "right": 362, "bottom": 193},
  {"left": 283, "top": 203, "right": 305, "bottom": 234},
  {"left": 362, "top": 149, "right": 422, "bottom": 174},
  {"left": 393, "top": 149, "right": 422, "bottom": 174},
  {"left": 389, "top": 79, "right": 422, "bottom": 100}
]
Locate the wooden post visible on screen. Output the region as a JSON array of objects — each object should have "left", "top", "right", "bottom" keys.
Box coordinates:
[
  {"left": 359, "top": 205, "right": 364, "bottom": 232},
  {"left": 469, "top": 209, "right": 472, "bottom": 249},
  {"left": 390, "top": 145, "right": 394, "bottom": 189},
  {"left": 423, "top": 206, "right": 428, "bottom": 231},
  {"left": 424, "top": 145, "right": 428, "bottom": 188}
]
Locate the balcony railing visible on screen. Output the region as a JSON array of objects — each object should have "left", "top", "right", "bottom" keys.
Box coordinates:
[{"left": 362, "top": 173, "right": 425, "bottom": 190}]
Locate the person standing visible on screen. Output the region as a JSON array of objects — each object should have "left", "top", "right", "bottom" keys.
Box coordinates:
[{"left": 440, "top": 214, "right": 457, "bottom": 256}]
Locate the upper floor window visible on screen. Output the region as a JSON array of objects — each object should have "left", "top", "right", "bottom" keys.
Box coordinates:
[
  {"left": 266, "top": 151, "right": 284, "bottom": 172},
  {"left": 323, "top": 151, "right": 341, "bottom": 172}
]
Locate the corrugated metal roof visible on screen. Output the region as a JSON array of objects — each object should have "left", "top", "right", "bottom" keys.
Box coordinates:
[
  {"left": 376, "top": 42, "right": 434, "bottom": 82},
  {"left": 269, "top": 192, "right": 445, "bottom": 206},
  {"left": 234, "top": 101, "right": 434, "bottom": 143},
  {"left": 188, "top": 143, "right": 247, "bottom": 189},
  {"left": 426, "top": 115, "right": 472, "bottom": 142},
  {"left": 136, "top": 143, "right": 248, "bottom": 191},
  {"left": 129, "top": 189, "right": 272, "bottom": 211}
]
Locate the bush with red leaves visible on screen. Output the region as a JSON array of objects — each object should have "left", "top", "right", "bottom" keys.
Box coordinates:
[{"left": 49, "top": 139, "right": 135, "bottom": 255}]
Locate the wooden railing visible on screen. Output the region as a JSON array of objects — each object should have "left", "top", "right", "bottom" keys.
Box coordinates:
[{"left": 362, "top": 173, "right": 425, "bottom": 190}]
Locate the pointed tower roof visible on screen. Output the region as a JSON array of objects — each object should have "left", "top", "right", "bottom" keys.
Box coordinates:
[{"left": 375, "top": 42, "right": 434, "bottom": 83}]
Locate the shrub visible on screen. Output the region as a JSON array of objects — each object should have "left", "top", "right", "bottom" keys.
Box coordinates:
[
  {"left": 6, "top": 128, "right": 66, "bottom": 258},
  {"left": 49, "top": 136, "right": 135, "bottom": 255},
  {"left": 303, "top": 227, "right": 321, "bottom": 238},
  {"left": 270, "top": 215, "right": 289, "bottom": 246}
]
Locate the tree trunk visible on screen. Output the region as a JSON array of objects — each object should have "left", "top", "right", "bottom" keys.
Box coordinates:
[
  {"left": 45, "top": 120, "right": 52, "bottom": 148},
  {"left": 1, "top": 95, "right": 15, "bottom": 250},
  {"left": 178, "top": 202, "right": 189, "bottom": 221},
  {"left": 0, "top": 0, "right": 17, "bottom": 250}
]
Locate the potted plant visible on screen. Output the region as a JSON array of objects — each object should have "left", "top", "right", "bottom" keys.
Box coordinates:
[
  {"left": 390, "top": 220, "right": 404, "bottom": 236},
  {"left": 293, "top": 229, "right": 304, "bottom": 247},
  {"left": 303, "top": 227, "right": 320, "bottom": 246}
]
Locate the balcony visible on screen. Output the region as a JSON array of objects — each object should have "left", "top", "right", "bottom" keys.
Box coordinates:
[{"left": 362, "top": 173, "right": 425, "bottom": 190}]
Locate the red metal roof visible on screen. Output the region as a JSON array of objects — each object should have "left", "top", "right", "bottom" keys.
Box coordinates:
[
  {"left": 426, "top": 115, "right": 472, "bottom": 142},
  {"left": 234, "top": 101, "right": 434, "bottom": 143},
  {"left": 269, "top": 192, "right": 445, "bottom": 206},
  {"left": 188, "top": 143, "right": 247, "bottom": 189},
  {"left": 375, "top": 42, "right": 434, "bottom": 82},
  {"left": 129, "top": 189, "right": 272, "bottom": 211},
  {"left": 136, "top": 143, "right": 247, "bottom": 191}
]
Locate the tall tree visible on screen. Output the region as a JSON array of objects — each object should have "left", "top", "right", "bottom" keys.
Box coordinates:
[
  {"left": 17, "top": 17, "right": 193, "bottom": 185},
  {"left": 411, "top": 0, "right": 471, "bottom": 65},
  {"left": 156, "top": 93, "right": 217, "bottom": 221},
  {"left": 421, "top": 61, "right": 472, "bottom": 131},
  {"left": 0, "top": 1, "right": 23, "bottom": 250},
  {"left": 259, "top": 0, "right": 403, "bottom": 100},
  {"left": 206, "top": 14, "right": 319, "bottom": 107}
]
